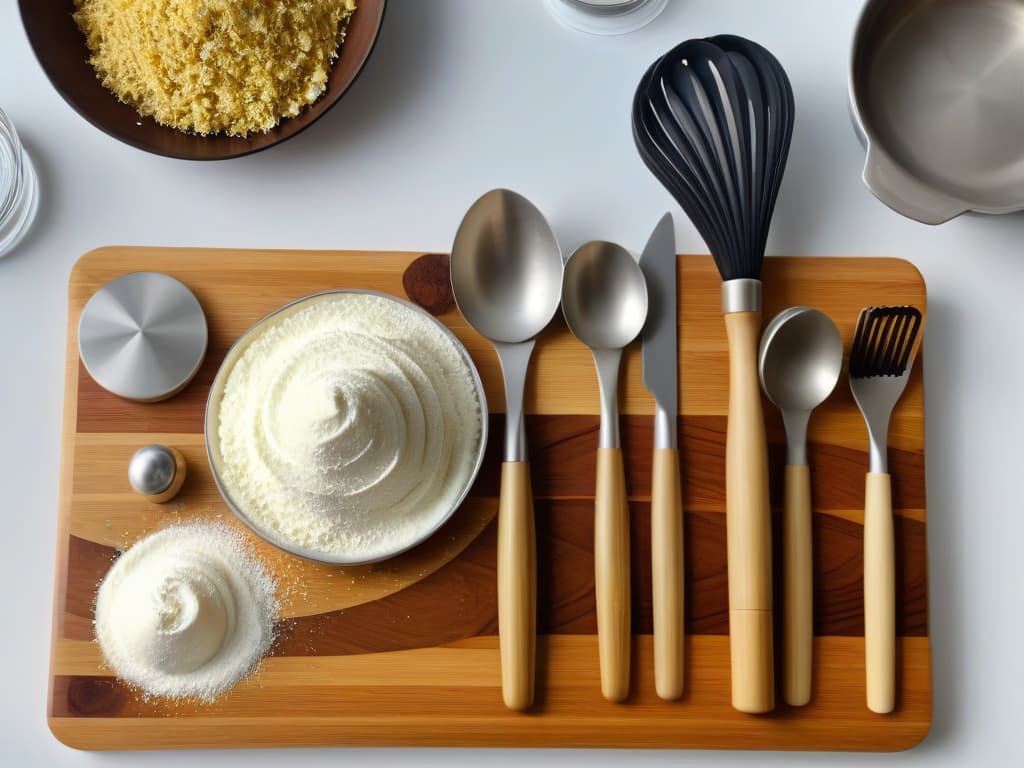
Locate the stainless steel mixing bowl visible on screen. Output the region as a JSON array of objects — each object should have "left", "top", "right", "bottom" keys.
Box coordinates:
[
  {"left": 205, "top": 290, "right": 489, "bottom": 566},
  {"left": 850, "top": 0, "right": 1024, "bottom": 224}
]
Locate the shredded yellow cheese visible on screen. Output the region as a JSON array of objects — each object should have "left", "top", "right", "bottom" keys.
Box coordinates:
[{"left": 74, "top": 0, "right": 357, "bottom": 137}]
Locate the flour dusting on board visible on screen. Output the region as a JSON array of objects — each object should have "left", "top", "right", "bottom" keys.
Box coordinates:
[{"left": 93, "top": 523, "right": 278, "bottom": 701}]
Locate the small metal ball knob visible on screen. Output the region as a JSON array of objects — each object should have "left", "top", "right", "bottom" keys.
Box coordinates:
[{"left": 129, "top": 445, "right": 186, "bottom": 503}]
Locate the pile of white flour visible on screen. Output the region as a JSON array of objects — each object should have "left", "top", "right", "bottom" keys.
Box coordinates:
[
  {"left": 94, "top": 523, "right": 278, "bottom": 701},
  {"left": 215, "top": 293, "right": 483, "bottom": 560}
]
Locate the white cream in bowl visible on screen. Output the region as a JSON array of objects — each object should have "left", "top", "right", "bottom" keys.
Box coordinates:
[{"left": 211, "top": 292, "right": 485, "bottom": 563}]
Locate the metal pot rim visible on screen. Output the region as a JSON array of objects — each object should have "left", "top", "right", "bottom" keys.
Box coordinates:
[{"left": 848, "top": 0, "right": 1024, "bottom": 223}]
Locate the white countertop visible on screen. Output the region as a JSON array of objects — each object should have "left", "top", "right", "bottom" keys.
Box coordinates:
[{"left": 2, "top": 0, "right": 1021, "bottom": 764}]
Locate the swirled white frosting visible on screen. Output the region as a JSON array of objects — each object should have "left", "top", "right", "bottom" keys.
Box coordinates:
[
  {"left": 216, "top": 293, "right": 483, "bottom": 560},
  {"left": 94, "top": 524, "right": 278, "bottom": 701}
]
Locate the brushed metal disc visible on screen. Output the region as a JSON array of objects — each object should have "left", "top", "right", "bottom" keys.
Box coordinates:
[{"left": 78, "top": 272, "right": 208, "bottom": 402}]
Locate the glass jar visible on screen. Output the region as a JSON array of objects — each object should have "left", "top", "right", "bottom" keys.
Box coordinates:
[
  {"left": 545, "top": 0, "right": 669, "bottom": 35},
  {"left": 0, "top": 109, "right": 39, "bottom": 259}
]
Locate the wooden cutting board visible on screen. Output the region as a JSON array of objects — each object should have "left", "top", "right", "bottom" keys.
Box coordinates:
[{"left": 49, "top": 247, "right": 931, "bottom": 751}]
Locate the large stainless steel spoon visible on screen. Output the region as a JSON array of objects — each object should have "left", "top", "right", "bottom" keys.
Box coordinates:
[
  {"left": 562, "top": 241, "right": 648, "bottom": 702},
  {"left": 451, "top": 189, "right": 563, "bottom": 711},
  {"left": 758, "top": 307, "right": 842, "bottom": 707}
]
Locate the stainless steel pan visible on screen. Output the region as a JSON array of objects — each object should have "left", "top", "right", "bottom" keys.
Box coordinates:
[{"left": 850, "top": 0, "right": 1024, "bottom": 224}]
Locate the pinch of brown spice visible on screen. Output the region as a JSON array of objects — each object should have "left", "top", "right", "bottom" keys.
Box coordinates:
[{"left": 73, "top": 0, "right": 357, "bottom": 137}]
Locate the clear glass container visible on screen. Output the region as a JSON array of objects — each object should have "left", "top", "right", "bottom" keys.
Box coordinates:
[
  {"left": 0, "top": 109, "right": 39, "bottom": 259},
  {"left": 545, "top": 0, "right": 669, "bottom": 35}
]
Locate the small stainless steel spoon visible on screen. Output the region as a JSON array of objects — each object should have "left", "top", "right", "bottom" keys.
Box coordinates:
[
  {"left": 451, "top": 189, "right": 563, "bottom": 711},
  {"left": 561, "top": 241, "right": 648, "bottom": 702},
  {"left": 758, "top": 307, "right": 843, "bottom": 707}
]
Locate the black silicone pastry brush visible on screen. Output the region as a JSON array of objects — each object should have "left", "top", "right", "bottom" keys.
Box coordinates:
[{"left": 633, "top": 34, "right": 794, "bottom": 714}]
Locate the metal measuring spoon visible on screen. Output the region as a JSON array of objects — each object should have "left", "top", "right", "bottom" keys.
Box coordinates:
[
  {"left": 562, "top": 241, "right": 648, "bottom": 702},
  {"left": 451, "top": 189, "right": 563, "bottom": 711},
  {"left": 759, "top": 307, "right": 843, "bottom": 707}
]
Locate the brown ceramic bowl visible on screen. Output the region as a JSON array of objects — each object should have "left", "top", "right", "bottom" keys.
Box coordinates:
[{"left": 20, "top": 0, "right": 386, "bottom": 160}]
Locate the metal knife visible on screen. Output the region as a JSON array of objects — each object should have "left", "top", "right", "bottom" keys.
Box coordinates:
[{"left": 639, "top": 213, "right": 684, "bottom": 701}]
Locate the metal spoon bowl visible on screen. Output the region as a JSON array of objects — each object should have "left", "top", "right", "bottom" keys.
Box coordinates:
[
  {"left": 759, "top": 307, "right": 843, "bottom": 419},
  {"left": 562, "top": 241, "right": 648, "bottom": 350},
  {"left": 451, "top": 190, "right": 563, "bottom": 343}
]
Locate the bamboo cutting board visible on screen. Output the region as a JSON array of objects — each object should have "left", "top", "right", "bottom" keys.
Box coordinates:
[{"left": 49, "top": 247, "right": 931, "bottom": 751}]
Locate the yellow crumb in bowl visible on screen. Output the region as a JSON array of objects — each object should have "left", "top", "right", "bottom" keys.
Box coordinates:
[{"left": 73, "top": 0, "right": 358, "bottom": 137}]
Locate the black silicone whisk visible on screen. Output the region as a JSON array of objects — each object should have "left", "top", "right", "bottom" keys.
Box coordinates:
[{"left": 632, "top": 35, "right": 794, "bottom": 715}]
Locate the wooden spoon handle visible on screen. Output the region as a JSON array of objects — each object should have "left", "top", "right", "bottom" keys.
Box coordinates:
[
  {"left": 652, "top": 447, "right": 684, "bottom": 700},
  {"left": 595, "top": 447, "right": 631, "bottom": 702},
  {"left": 783, "top": 463, "right": 813, "bottom": 706},
  {"left": 724, "top": 310, "right": 774, "bottom": 714},
  {"left": 497, "top": 461, "right": 536, "bottom": 711},
  {"left": 864, "top": 471, "right": 895, "bottom": 714}
]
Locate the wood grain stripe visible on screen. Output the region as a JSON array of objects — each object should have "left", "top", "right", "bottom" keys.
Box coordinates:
[
  {"left": 71, "top": 251, "right": 926, "bottom": 437},
  {"left": 64, "top": 498, "right": 928, "bottom": 644},
  {"left": 75, "top": 362, "right": 924, "bottom": 453},
  {"left": 48, "top": 636, "right": 931, "bottom": 752},
  {"left": 69, "top": 415, "right": 926, "bottom": 511}
]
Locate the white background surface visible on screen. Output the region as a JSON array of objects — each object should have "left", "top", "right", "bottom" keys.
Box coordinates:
[{"left": 1, "top": 0, "right": 1021, "bottom": 764}]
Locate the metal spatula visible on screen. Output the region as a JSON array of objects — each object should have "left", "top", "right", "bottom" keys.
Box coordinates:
[{"left": 849, "top": 305, "right": 923, "bottom": 714}]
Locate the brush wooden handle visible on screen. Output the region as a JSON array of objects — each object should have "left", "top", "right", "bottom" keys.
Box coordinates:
[
  {"left": 864, "top": 471, "right": 895, "bottom": 714},
  {"left": 595, "top": 447, "right": 631, "bottom": 703},
  {"left": 497, "top": 461, "right": 536, "bottom": 711},
  {"left": 784, "top": 463, "right": 813, "bottom": 706},
  {"left": 724, "top": 310, "right": 774, "bottom": 714},
  {"left": 652, "top": 447, "right": 684, "bottom": 700}
]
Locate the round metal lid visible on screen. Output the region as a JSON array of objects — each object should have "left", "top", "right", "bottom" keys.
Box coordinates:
[{"left": 78, "top": 272, "right": 208, "bottom": 402}]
